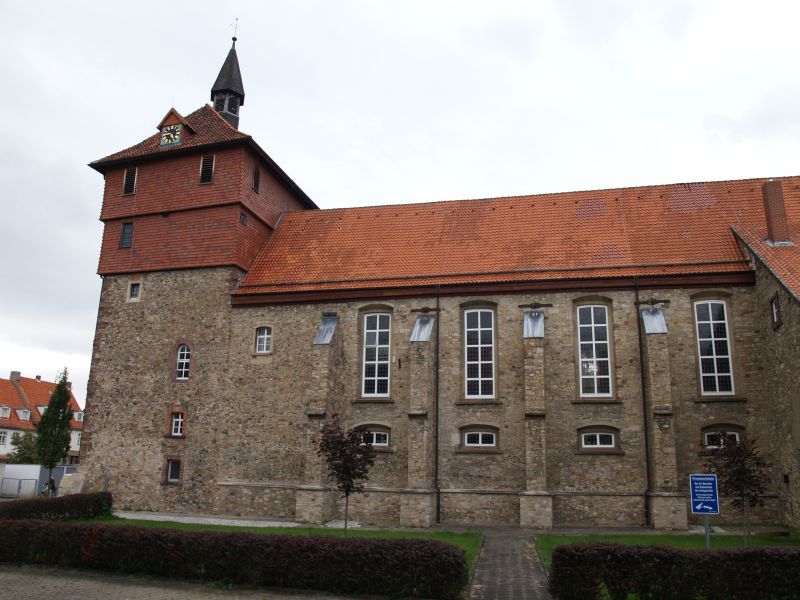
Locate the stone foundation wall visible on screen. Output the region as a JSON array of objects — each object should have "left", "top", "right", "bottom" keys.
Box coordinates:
[{"left": 553, "top": 494, "right": 645, "bottom": 527}]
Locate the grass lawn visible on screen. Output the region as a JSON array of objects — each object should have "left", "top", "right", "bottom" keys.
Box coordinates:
[
  {"left": 535, "top": 532, "right": 800, "bottom": 571},
  {"left": 81, "top": 516, "right": 482, "bottom": 571}
]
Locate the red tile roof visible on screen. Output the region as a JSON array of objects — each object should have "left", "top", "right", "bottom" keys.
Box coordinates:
[
  {"left": 733, "top": 222, "right": 800, "bottom": 299},
  {"left": 16, "top": 376, "right": 83, "bottom": 431},
  {"left": 236, "top": 176, "right": 800, "bottom": 298},
  {"left": 0, "top": 378, "right": 35, "bottom": 432},
  {"left": 90, "top": 105, "right": 248, "bottom": 169}
]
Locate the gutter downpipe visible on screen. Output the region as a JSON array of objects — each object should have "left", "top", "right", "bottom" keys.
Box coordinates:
[
  {"left": 434, "top": 284, "right": 442, "bottom": 523},
  {"left": 635, "top": 275, "right": 653, "bottom": 527}
]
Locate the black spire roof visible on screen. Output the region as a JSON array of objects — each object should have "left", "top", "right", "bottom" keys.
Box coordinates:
[{"left": 211, "top": 37, "right": 245, "bottom": 105}]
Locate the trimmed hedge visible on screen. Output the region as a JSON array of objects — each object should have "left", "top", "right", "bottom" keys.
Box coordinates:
[
  {"left": 0, "top": 492, "right": 112, "bottom": 521},
  {"left": 550, "top": 542, "right": 800, "bottom": 600},
  {"left": 0, "top": 520, "right": 468, "bottom": 599}
]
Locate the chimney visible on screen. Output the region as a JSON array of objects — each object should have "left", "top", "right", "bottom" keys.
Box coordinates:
[
  {"left": 762, "top": 179, "right": 792, "bottom": 246},
  {"left": 35, "top": 375, "right": 41, "bottom": 382},
  {"left": 66, "top": 381, "right": 72, "bottom": 391},
  {"left": 9, "top": 371, "right": 20, "bottom": 382}
]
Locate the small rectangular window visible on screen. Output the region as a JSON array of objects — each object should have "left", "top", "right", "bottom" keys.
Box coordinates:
[
  {"left": 362, "top": 430, "right": 389, "bottom": 447},
  {"left": 581, "top": 432, "right": 615, "bottom": 448},
  {"left": 465, "top": 309, "right": 494, "bottom": 398},
  {"left": 20, "top": 410, "right": 30, "bottom": 421},
  {"left": 0, "top": 406, "right": 9, "bottom": 418},
  {"left": 363, "top": 313, "right": 391, "bottom": 396},
  {"left": 314, "top": 314, "right": 338, "bottom": 345},
  {"left": 578, "top": 305, "right": 612, "bottom": 397},
  {"left": 255, "top": 327, "right": 272, "bottom": 354},
  {"left": 75, "top": 412, "right": 84, "bottom": 422},
  {"left": 694, "top": 301, "right": 734, "bottom": 395},
  {"left": 199, "top": 155, "right": 215, "bottom": 184},
  {"left": 119, "top": 222, "right": 134, "bottom": 248},
  {"left": 410, "top": 315, "right": 435, "bottom": 342},
  {"left": 171, "top": 412, "right": 184, "bottom": 436},
  {"left": 252, "top": 164, "right": 260, "bottom": 193},
  {"left": 0, "top": 431, "right": 6, "bottom": 445},
  {"left": 166, "top": 459, "right": 181, "bottom": 483},
  {"left": 128, "top": 282, "right": 141, "bottom": 301},
  {"left": 770, "top": 294, "right": 782, "bottom": 329},
  {"left": 464, "top": 431, "right": 497, "bottom": 447},
  {"left": 123, "top": 167, "right": 137, "bottom": 195},
  {"left": 704, "top": 431, "right": 740, "bottom": 449}
]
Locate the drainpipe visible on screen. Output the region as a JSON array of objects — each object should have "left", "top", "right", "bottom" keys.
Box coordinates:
[
  {"left": 434, "top": 284, "right": 441, "bottom": 523},
  {"left": 634, "top": 276, "right": 653, "bottom": 527}
]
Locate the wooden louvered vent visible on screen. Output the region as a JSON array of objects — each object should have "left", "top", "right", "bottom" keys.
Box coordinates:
[
  {"left": 199, "top": 155, "right": 215, "bottom": 184},
  {"left": 122, "top": 167, "right": 137, "bottom": 195}
]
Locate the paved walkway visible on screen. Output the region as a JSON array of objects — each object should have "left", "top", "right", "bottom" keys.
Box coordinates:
[{"left": 469, "top": 528, "right": 551, "bottom": 600}]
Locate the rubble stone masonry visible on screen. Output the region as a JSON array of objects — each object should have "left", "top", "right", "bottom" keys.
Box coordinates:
[{"left": 82, "top": 269, "right": 782, "bottom": 527}]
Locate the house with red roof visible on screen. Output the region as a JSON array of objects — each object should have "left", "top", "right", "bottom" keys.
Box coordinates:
[
  {"left": 79, "top": 39, "right": 800, "bottom": 530},
  {"left": 0, "top": 372, "right": 84, "bottom": 463}
]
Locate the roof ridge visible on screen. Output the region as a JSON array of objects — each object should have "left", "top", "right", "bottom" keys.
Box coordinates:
[{"left": 278, "top": 174, "right": 800, "bottom": 216}]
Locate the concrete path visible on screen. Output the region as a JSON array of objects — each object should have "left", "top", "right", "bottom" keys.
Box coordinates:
[{"left": 469, "top": 528, "right": 551, "bottom": 600}]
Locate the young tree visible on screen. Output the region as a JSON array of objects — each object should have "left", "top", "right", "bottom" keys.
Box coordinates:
[
  {"left": 317, "top": 415, "right": 375, "bottom": 536},
  {"left": 35, "top": 369, "right": 73, "bottom": 494},
  {"left": 7, "top": 431, "right": 38, "bottom": 464},
  {"left": 704, "top": 435, "right": 770, "bottom": 545}
]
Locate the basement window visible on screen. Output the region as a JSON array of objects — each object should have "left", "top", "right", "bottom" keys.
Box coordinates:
[
  {"left": 199, "top": 155, "right": 215, "bottom": 184},
  {"left": 122, "top": 167, "right": 137, "bottom": 195},
  {"left": 119, "top": 223, "right": 134, "bottom": 248}
]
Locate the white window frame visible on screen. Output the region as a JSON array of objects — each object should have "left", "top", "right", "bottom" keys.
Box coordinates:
[
  {"left": 362, "top": 313, "right": 391, "bottom": 397},
  {"left": 464, "top": 309, "right": 495, "bottom": 399},
  {"left": 0, "top": 431, "right": 6, "bottom": 445},
  {"left": 171, "top": 412, "right": 184, "bottom": 437},
  {"left": 463, "top": 430, "right": 497, "bottom": 448},
  {"left": 176, "top": 345, "right": 191, "bottom": 380},
  {"left": 581, "top": 431, "right": 616, "bottom": 448},
  {"left": 361, "top": 430, "right": 390, "bottom": 447},
  {"left": 577, "top": 305, "right": 613, "bottom": 397},
  {"left": 127, "top": 281, "right": 141, "bottom": 302},
  {"left": 694, "top": 300, "right": 735, "bottom": 396},
  {"left": 19, "top": 409, "right": 30, "bottom": 421},
  {"left": 166, "top": 459, "right": 181, "bottom": 483},
  {"left": 75, "top": 412, "right": 84, "bottom": 422},
  {"left": 0, "top": 406, "right": 9, "bottom": 418},
  {"left": 255, "top": 327, "right": 272, "bottom": 354},
  {"left": 704, "top": 430, "right": 740, "bottom": 449}
]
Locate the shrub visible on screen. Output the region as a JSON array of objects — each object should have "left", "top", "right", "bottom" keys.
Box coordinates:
[
  {"left": 0, "top": 520, "right": 468, "bottom": 599},
  {"left": 0, "top": 492, "right": 112, "bottom": 521},
  {"left": 549, "top": 542, "right": 800, "bottom": 600}
]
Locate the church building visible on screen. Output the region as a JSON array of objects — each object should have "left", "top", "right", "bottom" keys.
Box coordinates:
[{"left": 80, "top": 40, "right": 800, "bottom": 529}]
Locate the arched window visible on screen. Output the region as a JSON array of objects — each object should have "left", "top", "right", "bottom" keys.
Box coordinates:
[
  {"left": 702, "top": 424, "right": 743, "bottom": 449},
  {"left": 459, "top": 425, "right": 500, "bottom": 449},
  {"left": 176, "top": 344, "right": 191, "bottom": 380},
  {"left": 577, "top": 425, "right": 622, "bottom": 454}
]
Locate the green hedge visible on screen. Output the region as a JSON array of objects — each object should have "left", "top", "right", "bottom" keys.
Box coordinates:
[
  {"left": 550, "top": 542, "right": 800, "bottom": 600},
  {"left": 0, "top": 519, "right": 468, "bottom": 599},
  {"left": 0, "top": 492, "right": 112, "bottom": 520}
]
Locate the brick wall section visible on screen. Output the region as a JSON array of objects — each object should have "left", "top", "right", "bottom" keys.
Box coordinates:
[
  {"left": 82, "top": 272, "right": 782, "bottom": 527},
  {"left": 751, "top": 258, "right": 800, "bottom": 528},
  {"left": 97, "top": 147, "right": 309, "bottom": 275}
]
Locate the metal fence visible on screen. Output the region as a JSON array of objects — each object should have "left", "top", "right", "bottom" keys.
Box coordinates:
[{"left": 0, "top": 478, "right": 38, "bottom": 498}]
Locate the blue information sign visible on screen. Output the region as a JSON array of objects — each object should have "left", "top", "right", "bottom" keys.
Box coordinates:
[{"left": 690, "top": 474, "right": 719, "bottom": 515}]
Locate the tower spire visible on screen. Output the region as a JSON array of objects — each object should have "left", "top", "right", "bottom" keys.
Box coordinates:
[{"left": 211, "top": 35, "right": 245, "bottom": 129}]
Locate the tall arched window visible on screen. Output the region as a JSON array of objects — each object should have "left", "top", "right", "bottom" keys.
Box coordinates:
[{"left": 176, "top": 344, "right": 191, "bottom": 380}]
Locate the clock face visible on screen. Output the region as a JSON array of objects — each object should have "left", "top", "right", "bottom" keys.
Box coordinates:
[{"left": 160, "top": 124, "right": 183, "bottom": 146}]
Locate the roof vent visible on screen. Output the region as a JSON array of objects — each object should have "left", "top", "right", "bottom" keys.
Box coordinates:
[
  {"left": 762, "top": 180, "right": 792, "bottom": 246},
  {"left": 35, "top": 375, "right": 41, "bottom": 382}
]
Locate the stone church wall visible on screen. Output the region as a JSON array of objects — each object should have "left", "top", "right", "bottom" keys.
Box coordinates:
[{"left": 82, "top": 269, "right": 783, "bottom": 527}]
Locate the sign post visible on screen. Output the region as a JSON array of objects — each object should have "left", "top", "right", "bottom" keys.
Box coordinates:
[{"left": 690, "top": 474, "right": 719, "bottom": 549}]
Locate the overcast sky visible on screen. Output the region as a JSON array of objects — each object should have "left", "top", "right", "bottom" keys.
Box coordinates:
[{"left": 1, "top": 1, "right": 799, "bottom": 408}]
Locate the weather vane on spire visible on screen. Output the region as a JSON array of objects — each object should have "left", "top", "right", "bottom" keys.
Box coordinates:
[{"left": 231, "top": 18, "right": 239, "bottom": 45}]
